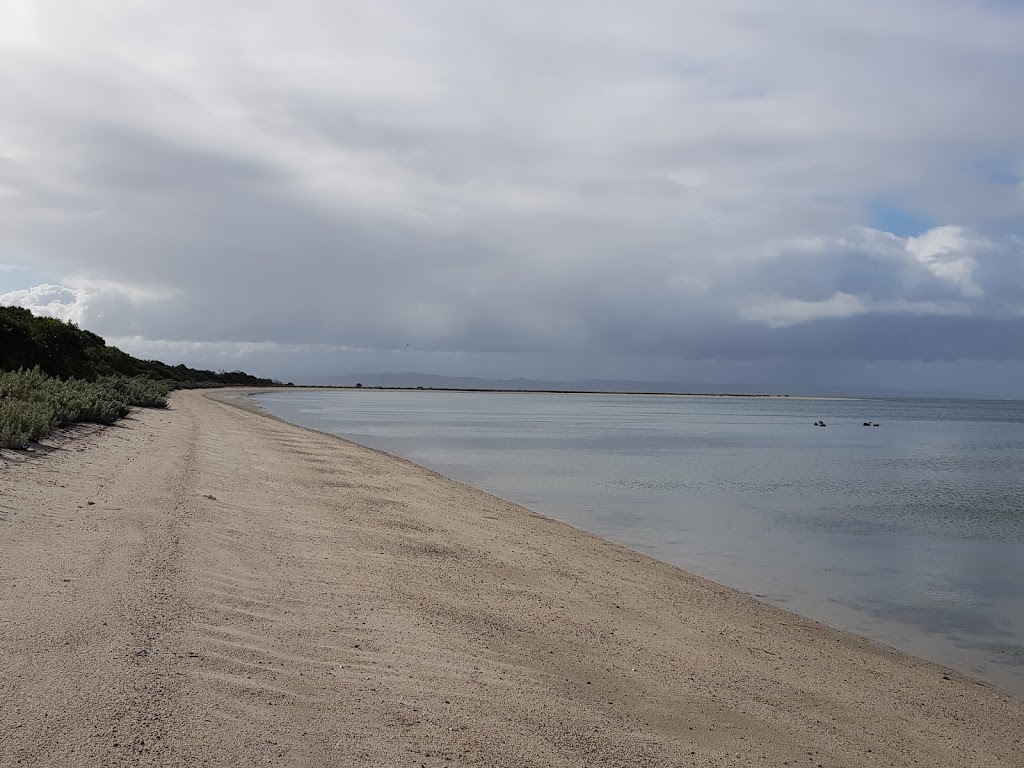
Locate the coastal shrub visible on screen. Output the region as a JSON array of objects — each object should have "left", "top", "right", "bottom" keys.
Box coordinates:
[
  {"left": 0, "top": 398, "right": 56, "bottom": 448},
  {"left": 0, "top": 368, "right": 172, "bottom": 448},
  {"left": 101, "top": 374, "right": 172, "bottom": 408}
]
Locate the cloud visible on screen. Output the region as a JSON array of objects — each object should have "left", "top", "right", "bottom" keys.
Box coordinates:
[
  {"left": 738, "top": 293, "right": 971, "bottom": 329},
  {"left": 0, "top": 277, "right": 172, "bottom": 330},
  {"left": 0, "top": 284, "right": 87, "bottom": 323},
  {"left": 0, "top": 1, "right": 1023, "bottom": 391},
  {"left": 905, "top": 226, "right": 984, "bottom": 297}
]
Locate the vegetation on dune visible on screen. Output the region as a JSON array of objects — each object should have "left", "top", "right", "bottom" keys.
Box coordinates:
[
  {"left": 0, "top": 368, "right": 173, "bottom": 448},
  {"left": 0, "top": 306, "right": 286, "bottom": 449}
]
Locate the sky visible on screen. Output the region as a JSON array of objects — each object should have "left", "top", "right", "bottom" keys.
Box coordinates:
[{"left": 1, "top": 1, "right": 1023, "bottom": 395}]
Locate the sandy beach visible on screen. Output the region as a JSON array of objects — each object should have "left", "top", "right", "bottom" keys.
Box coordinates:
[{"left": 1, "top": 391, "right": 1021, "bottom": 767}]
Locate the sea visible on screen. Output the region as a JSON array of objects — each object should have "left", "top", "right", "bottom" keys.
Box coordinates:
[{"left": 252, "top": 389, "right": 1024, "bottom": 698}]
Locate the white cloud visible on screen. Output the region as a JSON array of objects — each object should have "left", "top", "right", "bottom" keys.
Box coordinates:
[
  {"left": 905, "top": 226, "right": 983, "bottom": 297},
  {"left": 0, "top": 284, "right": 88, "bottom": 323},
  {"left": 741, "top": 293, "right": 866, "bottom": 327},
  {"left": 741, "top": 292, "right": 971, "bottom": 328},
  {"left": 0, "top": 277, "right": 175, "bottom": 330},
  {"left": 62, "top": 275, "right": 178, "bottom": 303}
]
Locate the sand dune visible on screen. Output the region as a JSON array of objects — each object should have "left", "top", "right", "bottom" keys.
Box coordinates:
[{"left": 0, "top": 390, "right": 1020, "bottom": 767}]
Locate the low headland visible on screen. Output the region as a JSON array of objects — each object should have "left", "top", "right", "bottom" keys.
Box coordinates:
[{"left": 0, "top": 385, "right": 1021, "bottom": 767}]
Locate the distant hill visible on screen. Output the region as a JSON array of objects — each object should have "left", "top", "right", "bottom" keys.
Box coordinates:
[
  {"left": 321, "top": 372, "right": 785, "bottom": 396},
  {"left": 320, "top": 372, "right": 978, "bottom": 399},
  {"left": 0, "top": 306, "right": 283, "bottom": 387}
]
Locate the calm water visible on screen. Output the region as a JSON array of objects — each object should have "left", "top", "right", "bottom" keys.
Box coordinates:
[{"left": 254, "top": 390, "right": 1024, "bottom": 697}]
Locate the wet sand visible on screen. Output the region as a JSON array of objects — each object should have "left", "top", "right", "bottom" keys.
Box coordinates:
[{"left": 0, "top": 390, "right": 1020, "bottom": 767}]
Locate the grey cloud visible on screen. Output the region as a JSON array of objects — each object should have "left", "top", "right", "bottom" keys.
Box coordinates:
[{"left": 76, "top": 126, "right": 284, "bottom": 195}]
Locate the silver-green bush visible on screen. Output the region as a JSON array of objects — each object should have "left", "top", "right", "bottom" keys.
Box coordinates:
[{"left": 0, "top": 368, "right": 172, "bottom": 448}]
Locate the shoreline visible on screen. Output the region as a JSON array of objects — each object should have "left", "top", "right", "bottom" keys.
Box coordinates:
[
  {"left": 254, "top": 385, "right": 861, "bottom": 401},
  {"left": 240, "top": 387, "right": 1024, "bottom": 700},
  {"left": 1, "top": 389, "right": 1020, "bottom": 766}
]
